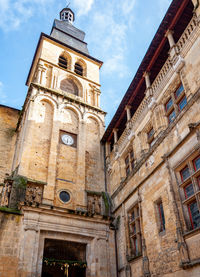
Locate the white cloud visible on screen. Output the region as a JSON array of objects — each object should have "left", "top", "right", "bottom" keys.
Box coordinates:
[
  {"left": 0, "top": 0, "right": 54, "bottom": 31},
  {"left": 119, "top": 0, "right": 136, "bottom": 16},
  {"left": 0, "top": 82, "right": 7, "bottom": 104},
  {"left": 86, "top": 0, "right": 136, "bottom": 78},
  {"left": 73, "top": 0, "right": 94, "bottom": 16}
]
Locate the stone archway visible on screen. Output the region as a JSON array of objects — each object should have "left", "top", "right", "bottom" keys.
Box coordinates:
[{"left": 42, "top": 239, "right": 86, "bottom": 277}]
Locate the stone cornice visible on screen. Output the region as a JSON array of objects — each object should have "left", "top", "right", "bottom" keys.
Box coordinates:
[{"left": 31, "top": 82, "right": 106, "bottom": 114}]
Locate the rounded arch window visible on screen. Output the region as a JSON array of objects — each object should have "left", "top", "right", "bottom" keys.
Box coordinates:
[
  {"left": 74, "top": 63, "right": 83, "bottom": 76},
  {"left": 60, "top": 78, "right": 78, "bottom": 96},
  {"left": 58, "top": 55, "right": 68, "bottom": 69},
  {"left": 59, "top": 190, "right": 70, "bottom": 203}
]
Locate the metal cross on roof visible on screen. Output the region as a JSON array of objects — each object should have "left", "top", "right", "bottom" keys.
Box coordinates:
[{"left": 66, "top": 1, "right": 70, "bottom": 8}]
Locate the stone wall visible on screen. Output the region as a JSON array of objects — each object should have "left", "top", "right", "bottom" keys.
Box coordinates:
[
  {"left": 0, "top": 212, "right": 22, "bottom": 277},
  {"left": 0, "top": 106, "right": 19, "bottom": 183}
]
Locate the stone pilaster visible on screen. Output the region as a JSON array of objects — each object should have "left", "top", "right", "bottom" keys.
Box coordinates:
[
  {"left": 152, "top": 104, "right": 168, "bottom": 136},
  {"left": 138, "top": 131, "right": 149, "bottom": 156}
]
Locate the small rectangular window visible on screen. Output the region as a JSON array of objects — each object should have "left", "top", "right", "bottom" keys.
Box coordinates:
[
  {"left": 188, "top": 201, "right": 200, "bottom": 229},
  {"left": 193, "top": 156, "right": 200, "bottom": 171},
  {"left": 125, "top": 150, "right": 135, "bottom": 177},
  {"left": 166, "top": 98, "right": 173, "bottom": 112},
  {"left": 180, "top": 166, "right": 190, "bottom": 181},
  {"left": 168, "top": 109, "right": 176, "bottom": 123},
  {"left": 184, "top": 183, "right": 194, "bottom": 199},
  {"left": 157, "top": 201, "right": 165, "bottom": 232},
  {"left": 178, "top": 96, "right": 187, "bottom": 111},
  {"left": 147, "top": 128, "right": 154, "bottom": 140},
  {"left": 175, "top": 84, "right": 184, "bottom": 99},
  {"left": 125, "top": 156, "right": 129, "bottom": 166},
  {"left": 128, "top": 204, "right": 142, "bottom": 257},
  {"left": 197, "top": 176, "right": 200, "bottom": 189}
]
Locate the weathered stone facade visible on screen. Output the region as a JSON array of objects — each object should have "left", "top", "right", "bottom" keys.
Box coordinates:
[
  {"left": 1, "top": 1, "right": 200, "bottom": 277},
  {"left": 0, "top": 7, "right": 115, "bottom": 277},
  {"left": 102, "top": 0, "right": 200, "bottom": 276}
]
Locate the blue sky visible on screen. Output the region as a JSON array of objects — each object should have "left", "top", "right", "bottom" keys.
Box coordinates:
[{"left": 0, "top": 0, "right": 171, "bottom": 126}]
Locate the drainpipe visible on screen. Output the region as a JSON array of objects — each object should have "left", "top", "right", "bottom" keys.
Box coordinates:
[
  {"left": 103, "top": 143, "right": 108, "bottom": 192},
  {"left": 110, "top": 222, "right": 119, "bottom": 277},
  {"left": 114, "top": 227, "right": 119, "bottom": 277}
]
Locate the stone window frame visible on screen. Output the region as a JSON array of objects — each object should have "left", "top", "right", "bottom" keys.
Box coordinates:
[
  {"left": 127, "top": 202, "right": 142, "bottom": 258},
  {"left": 164, "top": 83, "right": 187, "bottom": 124},
  {"left": 154, "top": 198, "right": 166, "bottom": 234},
  {"left": 147, "top": 126, "right": 155, "bottom": 147},
  {"left": 142, "top": 120, "right": 156, "bottom": 149},
  {"left": 58, "top": 51, "right": 72, "bottom": 71},
  {"left": 57, "top": 189, "right": 72, "bottom": 205},
  {"left": 58, "top": 55, "right": 68, "bottom": 69},
  {"left": 74, "top": 59, "right": 87, "bottom": 77},
  {"left": 175, "top": 151, "right": 200, "bottom": 231},
  {"left": 124, "top": 148, "right": 135, "bottom": 177}
]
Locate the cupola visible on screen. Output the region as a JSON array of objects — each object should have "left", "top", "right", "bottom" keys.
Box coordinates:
[{"left": 60, "top": 8, "right": 75, "bottom": 24}]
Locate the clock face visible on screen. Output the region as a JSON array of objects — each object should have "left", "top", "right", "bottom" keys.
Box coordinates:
[{"left": 61, "top": 134, "right": 74, "bottom": 146}]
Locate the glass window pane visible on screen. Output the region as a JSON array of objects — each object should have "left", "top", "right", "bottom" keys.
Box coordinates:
[
  {"left": 189, "top": 201, "right": 200, "bottom": 229},
  {"left": 125, "top": 156, "right": 129, "bottom": 165},
  {"left": 180, "top": 166, "right": 190, "bottom": 181},
  {"left": 130, "top": 150, "right": 134, "bottom": 159},
  {"left": 166, "top": 98, "right": 173, "bottom": 111},
  {"left": 135, "top": 237, "right": 138, "bottom": 254},
  {"left": 178, "top": 96, "right": 187, "bottom": 111},
  {"left": 175, "top": 84, "right": 184, "bottom": 98},
  {"left": 59, "top": 191, "right": 70, "bottom": 203},
  {"left": 126, "top": 166, "right": 130, "bottom": 176},
  {"left": 148, "top": 128, "right": 154, "bottom": 140},
  {"left": 131, "top": 159, "right": 135, "bottom": 171},
  {"left": 131, "top": 211, "right": 135, "bottom": 221},
  {"left": 168, "top": 110, "right": 176, "bottom": 123},
  {"left": 184, "top": 183, "right": 194, "bottom": 198},
  {"left": 132, "top": 224, "right": 136, "bottom": 234},
  {"left": 194, "top": 156, "right": 200, "bottom": 171},
  {"left": 158, "top": 202, "right": 165, "bottom": 231}
]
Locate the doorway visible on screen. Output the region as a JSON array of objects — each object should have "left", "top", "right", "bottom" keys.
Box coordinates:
[{"left": 41, "top": 239, "right": 86, "bottom": 277}]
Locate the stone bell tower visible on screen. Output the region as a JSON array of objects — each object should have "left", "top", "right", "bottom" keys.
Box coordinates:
[
  {"left": 12, "top": 5, "right": 106, "bottom": 209},
  {"left": 0, "top": 6, "right": 115, "bottom": 277}
]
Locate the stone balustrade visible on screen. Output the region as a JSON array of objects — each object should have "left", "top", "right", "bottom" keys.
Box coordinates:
[
  {"left": 109, "top": 15, "right": 199, "bottom": 162},
  {"left": 0, "top": 175, "right": 45, "bottom": 210}
]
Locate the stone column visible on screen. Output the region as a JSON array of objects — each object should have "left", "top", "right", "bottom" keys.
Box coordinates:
[
  {"left": 165, "top": 30, "right": 175, "bottom": 48},
  {"left": 165, "top": 30, "right": 179, "bottom": 60},
  {"left": 105, "top": 141, "right": 111, "bottom": 157},
  {"left": 18, "top": 222, "right": 40, "bottom": 277},
  {"left": 96, "top": 237, "right": 109, "bottom": 277},
  {"left": 97, "top": 91, "right": 100, "bottom": 107},
  {"left": 125, "top": 105, "right": 131, "bottom": 121},
  {"left": 43, "top": 106, "right": 59, "bottom": 204},
  {"left": 192, "top": 0, "right": 200, "bottom": 17},
  {"left": 17, "top": 91, "right": 38, "bottom": 176},
  {"left": 143, "top": 72, "right": 152, "bottom": 98},
  {"left": 113, "top": 129, "right": 118, "bottom": 143},
  {"left": 76, "top": 119, "right": 86, "bottom": 207},
  {"left": 41, "top": 67, "right": 47, "bottom": 86},
  {"left": 144, "top": 72, "right": 151, "bottom": 89}
]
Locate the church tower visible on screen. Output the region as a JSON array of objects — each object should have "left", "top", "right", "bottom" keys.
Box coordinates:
[
  {"left": 0, "top": 6, "right": 115, "bottom": 277},
  {"left": 14, "top": 6, "right": 105, "bottom": 208}
]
